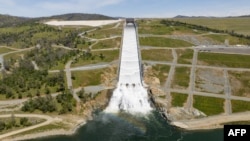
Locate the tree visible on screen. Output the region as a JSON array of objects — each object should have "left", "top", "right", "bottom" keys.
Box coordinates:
[
  {"left": 0, "top": 121, "right": 5, "bottom": 131},
  {"left": 99, "top": 53, "right": 105, "bottom": 60},
  {"left": 78, "top": 88, "right": 85, "bottom": 98},
  {"left": 18, "top": 93, "right": 22, "bottom": 99},
  {"left": 36, "top": 89, "right": 40, "bottom": 97},
  {"left": 20, "top": 117, "right": 29, "bottom": 126},
  {"left": 45, "top": 87, "right": 50, "bottom": 95},
  {"left": 27, "top": 92, "right": 32, "bottom": 98},
  {"left": 10, "top": 113, "right": 16, "bottom": 127}
]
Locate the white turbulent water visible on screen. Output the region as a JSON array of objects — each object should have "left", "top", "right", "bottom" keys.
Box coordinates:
[{"left": 105, "top": 23, "right": 152, "bottom": 115}]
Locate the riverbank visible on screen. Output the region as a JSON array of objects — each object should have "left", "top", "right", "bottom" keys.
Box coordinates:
[
  {"left": 1, "top": 114, "right": 86, "bottom": 141},
  {"left": 3, "top": 110, "right": 250, "bottom": 141},
  {"left": 171, "top": 111, "right": 250, "bottom": 130}
]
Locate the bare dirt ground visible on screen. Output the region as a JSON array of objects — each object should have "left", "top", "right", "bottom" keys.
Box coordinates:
[
  {"left": 101, "top": 65, "right": 118, "bottom": 87},
  {"left": 143, "top": 65, "right": 166, "bottom": 96},
  {"left": 169, "top": 35, "right": 217, "bottom": 45},
  {"left": 195, "top": 68, "right": 225, "bottom": 94}
]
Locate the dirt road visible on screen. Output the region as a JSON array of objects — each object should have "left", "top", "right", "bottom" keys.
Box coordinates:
[
  {"left": 171, "top": 111, "right": 250, "bottom": 130},
  {"left": 0, "top": 114, "right": 57, "bottom": 140}
]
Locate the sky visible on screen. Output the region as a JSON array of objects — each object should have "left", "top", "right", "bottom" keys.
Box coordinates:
[{"left": 0, "top": 0, "right": 250, "bottom": 18}]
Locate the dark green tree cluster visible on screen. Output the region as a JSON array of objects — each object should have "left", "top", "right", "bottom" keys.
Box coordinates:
[
  {"left": 56, "top": 90, "right": 76, "bottom": 114},
  {"left": 0, "top": 114, "right": 32, "bottom": 132},
  {"left": 25, "top": 46, "right": 77, "bottom": 69},
  {"left": 0, "top": 121, "right": 5, "bottom": 132},
  {"left": 73, "top": 50, "right": 106, "bottom": 64},
  {"left": 78, "top": 88, "right": 92, "bottom": 103},
  {"left": 0, "top": 60, "right": 49, "bottom": 98},
  {"left": 20, "top": 117, "right": 31, "bottom": 126},
  {"left": 22, "top": 94, "right": 57, "bottom": 113},
  {"left": 21, "top": 90, "right": 76, "bottom": 114},
  {"left": 0, "top": 114, "right": 16, "bottom": 131},
  {"left": 0, "top": 116, "right": 32, "bottom": 132},
  {"left": 0, "top": 23, "right": 85, "bottom": 48},
  {"left": 0, "top": 23, "right": 58, "bottom": 47},
  {"left": 47, "top": 70, "right": 65, "bottom": 92}
]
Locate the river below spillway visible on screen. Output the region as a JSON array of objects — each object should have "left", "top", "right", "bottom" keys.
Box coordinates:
[{"left": 28, "top": 111, "right": 223, "bottom": 141}]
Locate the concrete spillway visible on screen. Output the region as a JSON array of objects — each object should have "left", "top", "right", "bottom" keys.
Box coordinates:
[{"left": 105, "top": 21, "right": 152, "bottom": 115}]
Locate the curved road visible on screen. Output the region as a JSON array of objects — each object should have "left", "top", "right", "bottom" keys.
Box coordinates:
[
  {"left": 172, "top": 111, "right": 250, "bottom": 130},
  {"left": 0, "top": 114, "right": 56, "bottom": 140}
]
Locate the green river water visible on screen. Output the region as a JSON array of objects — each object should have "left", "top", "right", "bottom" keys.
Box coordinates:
[{"left": 28, "top": 111, "right": 223, "bottom": 141}]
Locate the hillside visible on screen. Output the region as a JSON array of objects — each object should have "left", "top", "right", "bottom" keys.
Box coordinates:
[
  {"left": 0, "top": 13, "right": 116, "bottom": 27},
  {"left": 38, "top": 13, "right": 116, "bottom": 21},
  {"left": 174, "top": 15, "right": 250, "bottom": 18},
  {"left": 172, "top": 16, "right": 250, "bottom": 35},
  {"left": 0, "top": 14, "right": 29, "bottom": 27}
]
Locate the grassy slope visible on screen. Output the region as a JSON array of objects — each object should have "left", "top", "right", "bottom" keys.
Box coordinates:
[
  {"left": 141, "top": 49, "right": 173, "bottom": 61},
  {"left": 172, "top": 67, "right": 190, "bottom": 89},
  {"left": 140, "top": 37, "right": 193, "bottom": 47},
  {"left": 198, "top": 52, "right": 250, "bottom": 68},
  {"left": 193, "top": 95, "right": 225, "bottom": 116},
  {"left": 173, "top": 17, "right": 250, "bottom": 35},
  {"left": 171, "top": 93, "right": 188, "bottom": 107}
]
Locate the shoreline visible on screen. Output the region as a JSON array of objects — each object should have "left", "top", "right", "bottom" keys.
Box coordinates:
[
  {"left": 170, "top": 111, "right": 250, "bottom": 130},
  {"left": 4, "top": 111, "right": 250, "bottom": 141},
  {"left": 3, "top": 118, "right": 87, "bottom": 141}
]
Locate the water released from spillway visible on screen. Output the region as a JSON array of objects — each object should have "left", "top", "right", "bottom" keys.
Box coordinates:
[
  {"left": 104, "top": 23, "right": 152, "bottom": 114},
  {"left": 104, "top": 84, "right": 152, "bottom": 114},
  {"left": 27, "top": 20, "right": 223, "bottom": 141}
]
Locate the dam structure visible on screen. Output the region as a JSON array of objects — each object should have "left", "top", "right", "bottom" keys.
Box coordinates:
[{"left": 105, "top": 19, "right": 152, "bottom": 114}]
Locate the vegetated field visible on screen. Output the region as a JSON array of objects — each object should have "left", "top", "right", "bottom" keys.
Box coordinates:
[
  {"left": 72, "top": 69, "right": 106, "bottom": 88},
  {"left": 172, "top": 17, "right": 250, "bottom": 36},
  {"left": 0, "top": 70, "right": 66, "bottom": 100},
  {"left": 71, "top": 50, "right": 119, "bottom": 67},
  {"left": 151, "top": 64, "right": 170, "bottom": 85},
  {"left": 0, "top": 23, "right": 91, "bottom": 49},
  {"left": 50, "top": 61, "right": 65, "bottom": 70},
  {"left": 86, "top": 28, "right": 122, "bottom": 39},
  {"left": 193, "top": 95, "right": 225, "bottom": 116},
  {"left": 137, "top": 20, "right": 173, "bottom": 35},
  {"left": 12, "top": 122, "right": 70, "bottom": 137},
  {"left": 76, "top": 40, "right": 94, "bottom": 50},
  {"left": 172, "top": 67, "right": 190, "bottom": 89},
  {"left": 3, "top": 50, "right": 30, "bottom": 60},
  {"left": 198, "top": 52, "right": 250, "bottom": 68},
  {"left": 176, "top": 49, "right": 193, "bottom": 64},
  {"left": 139, "top": 37, "right": 193, "bottom": 47},
  {"left": 141, "top": 49, "right": 173, "bottom": 61},
  {"left": 92, "top": 37, "right": 121, "bottom": 49},
  {"left": 0, "top": 47, "right": 15, "bottom": 54},
  {"left": 228, "top": 71, "right": 250, "bottom": 98},
  {"left": 137, "top": 19, "right": 200, "bottom": 35},
  {"left": 231, "top": 100, "right": 250, "bottom": 113},
  {"left": 203, "top": 34, "right": 250, "bottom": 45},
  {"left": 171, "top": 92, "right": 188, "bottom": 107},
  {"left": 0, "top": 117, "right": 45, "bottom": 134}
]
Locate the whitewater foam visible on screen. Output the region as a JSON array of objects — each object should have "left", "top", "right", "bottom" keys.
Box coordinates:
[{"left": 104, "top": 21, "right": 152, "bottom": 115}]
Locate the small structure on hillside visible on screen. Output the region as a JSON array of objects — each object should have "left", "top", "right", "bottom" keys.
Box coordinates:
[{"left": 126, "top": 18, "right": 135, "bottom": 24}]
